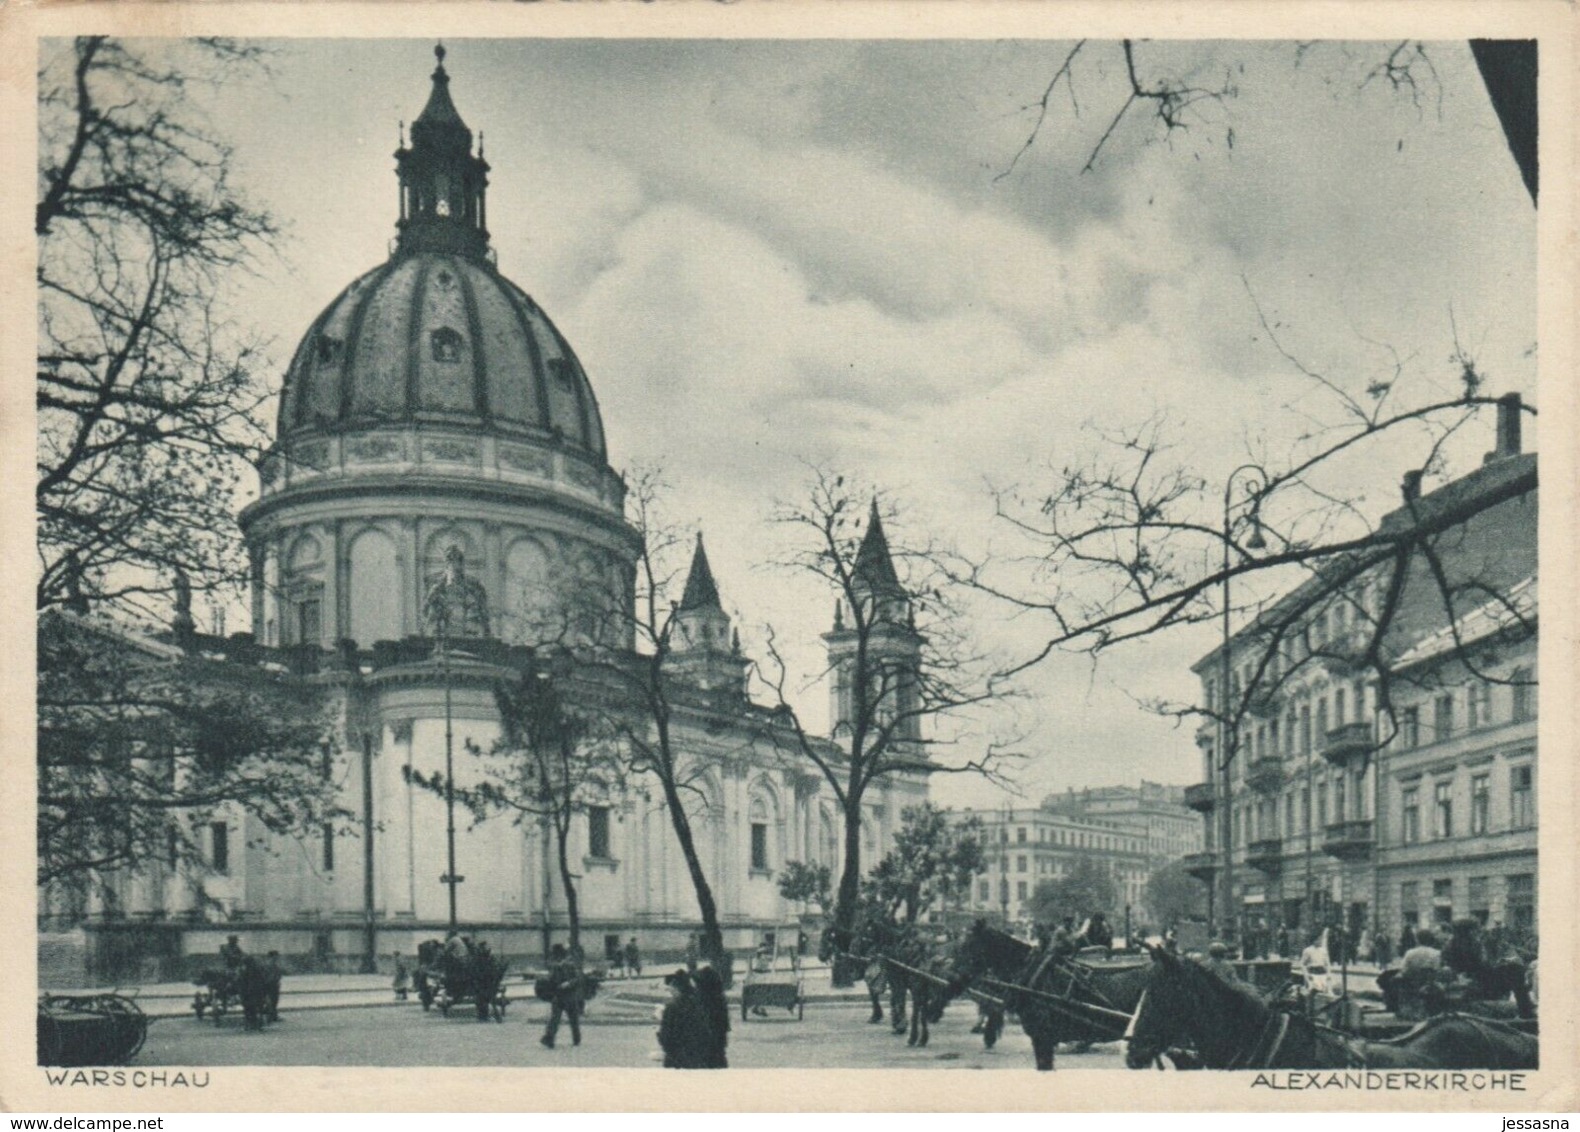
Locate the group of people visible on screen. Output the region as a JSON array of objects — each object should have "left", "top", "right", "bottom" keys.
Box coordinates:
[
  {"left": 657, "top": 962, "right": 732, "bottom": 1069},
  {"left": 214, "top": 934, "right": 283, "bottom": 1029},
  {"left": 605, "top": 936, "right": 644, "bottom": 978}
]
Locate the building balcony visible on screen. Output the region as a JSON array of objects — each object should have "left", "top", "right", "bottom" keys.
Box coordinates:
[
  {"left": 1317, "top": 631, "right": 1370, "bottom": 676},
  {"left": 1246, "top": 756, "right": 1284, "bottom": 794},
  {"left": 1245, "top": 838, "right": 1283, "bottom": 874},
  {"left": 1182, "top": 851, "right": 1218, "bottom": 882},
  {"left": 1321, "top": 721, "right": 1374, "bottom": 767},
  {"left": 1322, "top": 819, "right": 1375, "bottom": 861},
  {"left": 1246, "top": 689, "right": 1283, "bottom": 719},
  {"left": 1184, "top": 782, "right": 1217, "bottom": 813}
]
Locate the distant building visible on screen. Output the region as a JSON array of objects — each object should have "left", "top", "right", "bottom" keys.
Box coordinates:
[
  {"left": 1184, "top": 398, "right": 1536, "bottom": 949},
  {"left": 1042, "top": 782, "right": 1203, "bottom": 865},
  {"left": 946, "top": 806, "right": 1152, "bottom": 928}
]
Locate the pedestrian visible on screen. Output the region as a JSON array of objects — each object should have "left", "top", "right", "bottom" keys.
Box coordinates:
[
  {"left": 694, "top": 961, "right": 730, "bottom": 1068},
  {"left": 1399, "top": 923, "right": 1418, "bottom": 955},
  {"left": 540, "top": 943, "right": 583, "bottom": 1049},
  {"left": 657, "top": 969, "right": 712, "bottom": 1069},
  {"left": 262, "top": 950, "right": 284, "bottom": 1023},
  {"left": 393, "top": 951, "right": 411, "bottom": 1001},
  {"left": 220, "top": 934, "right": 245, "bottom": 970},
  {"left": 606, "top": 935, "right": 623, "bottom": 977},
  {"left": 625, "top": 937, "right": 642, "bottom": 978},
  {"left": 1300, "top": 929, "right": 1332, "bottom": 996}
]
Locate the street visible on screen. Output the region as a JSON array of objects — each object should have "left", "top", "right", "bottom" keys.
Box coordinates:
[{"left": 136, "top": 995, "right": 1126, "bottom": 1070}]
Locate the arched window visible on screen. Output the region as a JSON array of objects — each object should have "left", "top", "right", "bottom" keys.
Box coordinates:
[
  {"left": 430, "top": 327, "right": 463, "bottom": 363},
  {"left": 749, "top": 797, "right": 770, "bottom": 872}
]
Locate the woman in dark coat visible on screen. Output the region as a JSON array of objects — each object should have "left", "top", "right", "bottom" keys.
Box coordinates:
[
  {"left": 693, "top": 963, "right": 730, "bottom": 1068},
  {"left": 658, "top": 971, "right": 713, "bottom": 1069}
]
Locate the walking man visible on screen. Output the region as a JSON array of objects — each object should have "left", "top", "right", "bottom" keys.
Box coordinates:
[{"left": 540, "top": 943, "right": 583, "bottom": 1049}]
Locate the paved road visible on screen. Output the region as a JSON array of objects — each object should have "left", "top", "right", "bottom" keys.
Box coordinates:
[{"left": 137, "top": 995, "right": 1126, "bottom": 1070}]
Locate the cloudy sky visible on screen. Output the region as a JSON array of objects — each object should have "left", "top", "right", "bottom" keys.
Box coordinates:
[{"left": 188, "top": 36, "right": 1533, "bottom": 807}]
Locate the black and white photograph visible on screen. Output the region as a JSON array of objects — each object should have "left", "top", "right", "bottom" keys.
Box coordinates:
[{"left": 8, "top": 4, "right": 1575, "bottom": 1110}]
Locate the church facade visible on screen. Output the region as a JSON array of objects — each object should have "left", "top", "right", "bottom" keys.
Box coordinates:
[{"left": 64, "top": 48, "right": 928, "bottom": 979}]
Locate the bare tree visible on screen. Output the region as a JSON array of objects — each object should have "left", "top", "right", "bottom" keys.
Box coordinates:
[
  {"left": 964, "top": 335, "right": 1537, "bottom": 763},
  {"left": 761, "top": 468, "right": 1020, "bottom": 944},
  {"left": 1002, "top": 39, "right": 1535, "bottom": 203},
  {"left": 565, "top": 467, "right": 735, "bottom": 973},
  {"left": 37, "top": 37, "right": 278, "bottom": 619},
  {"left": 38, "top": 612, "right": 345, "bottom": 898}
]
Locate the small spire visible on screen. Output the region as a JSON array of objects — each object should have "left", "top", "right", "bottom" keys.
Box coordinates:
[
  {"left": 434, "top": 42, "right": 447, "bottom": 73},
  {"left": 478, "top": 130, "right": 485, "bottom": 159},
  {"left": 732, "top": 627, "right": 741, "bottom": 655},
  {"left": 398, "top": 120, "right": 405, "bottom": 147},
  {"left": 833, "top": 601, "right": 844, "bottom": 630},
  {"left": 678, "top": 532, "right": 723, "bottom": 612}
]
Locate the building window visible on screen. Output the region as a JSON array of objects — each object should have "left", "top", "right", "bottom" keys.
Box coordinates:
[
  {"left": 1016, "top": 881, "right": 1028, "bottom": 901},
  {"left": 1333, "top": 689, "right": 1346, "bottom": 726},
  {"left": 1400, "top": 707, "right": 1420, "bottom": 749},
  {"left": 978, "top": 880, "right": 990, "bottom": 903},
  {"left": 1301, "top": 787, "right": 1311, "bottom": 834},
  {"left": 1510, "top": 764, "right": 1533, "bottom": 828},
  {"left": 430, "top": 327, "right": 463, "bottom": 362},
  {"left": 322, "top": 823, "right": 335, "bottom": 872},
  {"left": 210, "top": 822, "right": 229, "bottom": 875},
  {"left": 1468, "top": 876, "right": 1490, "bottom": 925},
  {"left": 1470, "top": 774, "right": 1490, "bottom": 835},
  {"left": 1467, "top": 682, "right": 1490, "bottom": 729},
  {"left": 1433, "top": 694, "right": 1455, "bottom": 742},
  {"left": 1017, "top": 827, "right": 1027, "bottom": 844},
  {"left": 1432, "top": 878, "right": 1453, "bottom": 924},
  {"left": 1511, "top": 668, "right": 1534, "bottom": 722},
  {"left": 999, "top": 880, "right": 1009, "bottom": 905},
  {"left": 1401, "top": 786, "right": 1420, "bottom": 844},
  {"left": 1433, "top": 781, "right": 1454, "bottom": 839},
  {"left": 1400, "top": 881, "right": 1419, "bottom": 927},
  {"left": 588, "top": 806, "right": 611, "bottom": 859},
  {"left": 1016, "top": 855, "right": 1027, "bottom": 873},
  {"left": 751, "top": 822, "right": 769, "bottom": 871},
  {"left": 1506, "top": 874, "right": 1535, "bottom": 932},
  {"left": 1316, "top": 781, "right": 1327, "bottom": 829},
  {"left": 1332, "top": 776, "right": 1346, "bottom": 823}
]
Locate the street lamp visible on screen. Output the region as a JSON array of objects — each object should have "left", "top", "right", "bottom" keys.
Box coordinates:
[{"left": 1219, "top": 464, "right": 1268, "bottom": 952}]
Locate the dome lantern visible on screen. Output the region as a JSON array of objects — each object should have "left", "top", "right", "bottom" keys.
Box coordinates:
[{"left": 394, "top": 43, "right": 491, "bottom": 260}]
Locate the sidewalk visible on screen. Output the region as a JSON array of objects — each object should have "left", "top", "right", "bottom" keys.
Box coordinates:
[{"left": 40, "top": 962, "right": 867, "bottom": 1020}]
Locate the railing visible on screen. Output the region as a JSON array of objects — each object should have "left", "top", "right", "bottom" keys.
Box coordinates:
[
  {"left": 1322, "top": 819, "right": 1375, "bottom": 860},
  {"left": 1245, "top": 838, "right": 1283, "bottom": 873},
  {"left": 1247, "top": 756, "right": 1284, "bottom": 793},
  {"left": 1322, "top": 721, "right": 1373, "bottom": 766},
  {"left": 1184, "top": 782, "right": 1217, "bottom": 812}
]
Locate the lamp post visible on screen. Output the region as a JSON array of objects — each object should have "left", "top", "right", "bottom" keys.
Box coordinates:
[{"left": 1219, "top": 464, "right": 1268, "bottom": 950}]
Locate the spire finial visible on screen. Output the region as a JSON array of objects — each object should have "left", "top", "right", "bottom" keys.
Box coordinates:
[
  {"left": 435, "top": 42, "right": 447, "bottom": 69},
  {"left": 478, "top": 130, "right": 485, "bottom": 158},
  {"left": 399, "top": 120, "right": 405, "bottom": 147}
]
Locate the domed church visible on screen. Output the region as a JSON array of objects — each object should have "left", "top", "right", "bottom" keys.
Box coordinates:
[{"left": 72, "top": 47, "right": 927, "bottom": 974}]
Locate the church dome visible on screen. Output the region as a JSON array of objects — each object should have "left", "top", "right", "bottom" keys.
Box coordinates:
[{"left": 276, "top": 252, "right": 606, "bottom": 459}]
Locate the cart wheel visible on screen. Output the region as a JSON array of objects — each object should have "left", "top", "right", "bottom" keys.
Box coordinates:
[{"left": 741, "top": 998, "right": 749, "bottom": 1022}]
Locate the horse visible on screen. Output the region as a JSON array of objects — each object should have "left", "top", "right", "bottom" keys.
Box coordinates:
[
  {"left": 819, "top": 924, "right": 890, "bottom": 1025},
  {"left": 954, "top": 919, "right": 1149, "bottom": 1070},
  {"left": 233, "top": 956, "right": 279, "bottom": 1032},
  {"left": 1124, "top": 945, "right": 1538, "bottom": 1071},
  {"left": 878, "top": 928, "right": 957, "bottom": 1048}
]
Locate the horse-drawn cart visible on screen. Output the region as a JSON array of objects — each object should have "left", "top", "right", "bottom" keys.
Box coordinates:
[{"left": 415, "top": 939, "right": 509, "bottom": 1022}]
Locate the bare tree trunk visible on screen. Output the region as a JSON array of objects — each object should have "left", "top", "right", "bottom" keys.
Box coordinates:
[{"left": 554, "top": 818, "right": 581, "bottom": 955}]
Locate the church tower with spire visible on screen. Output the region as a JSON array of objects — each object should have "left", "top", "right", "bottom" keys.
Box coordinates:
[
  {"left": 824, "top": 501, "right": 923, "bottom": 743},
  {"left": 669, "top": 533, "right": 750, "bottom": 696}
]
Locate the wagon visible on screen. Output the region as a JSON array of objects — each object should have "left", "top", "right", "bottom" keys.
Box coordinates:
[
  {"left": 39, "top": 993, "right": 148, "bottom": 1066},
  {"left": 415, "top": 939, "right": 509, "bottom": 1022},
  {"left": 740, "top": 923, "right": 805, "bottom": 1021},
  {"left": 191, "top": 968, "right": 241, "bottom": 1023}
]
